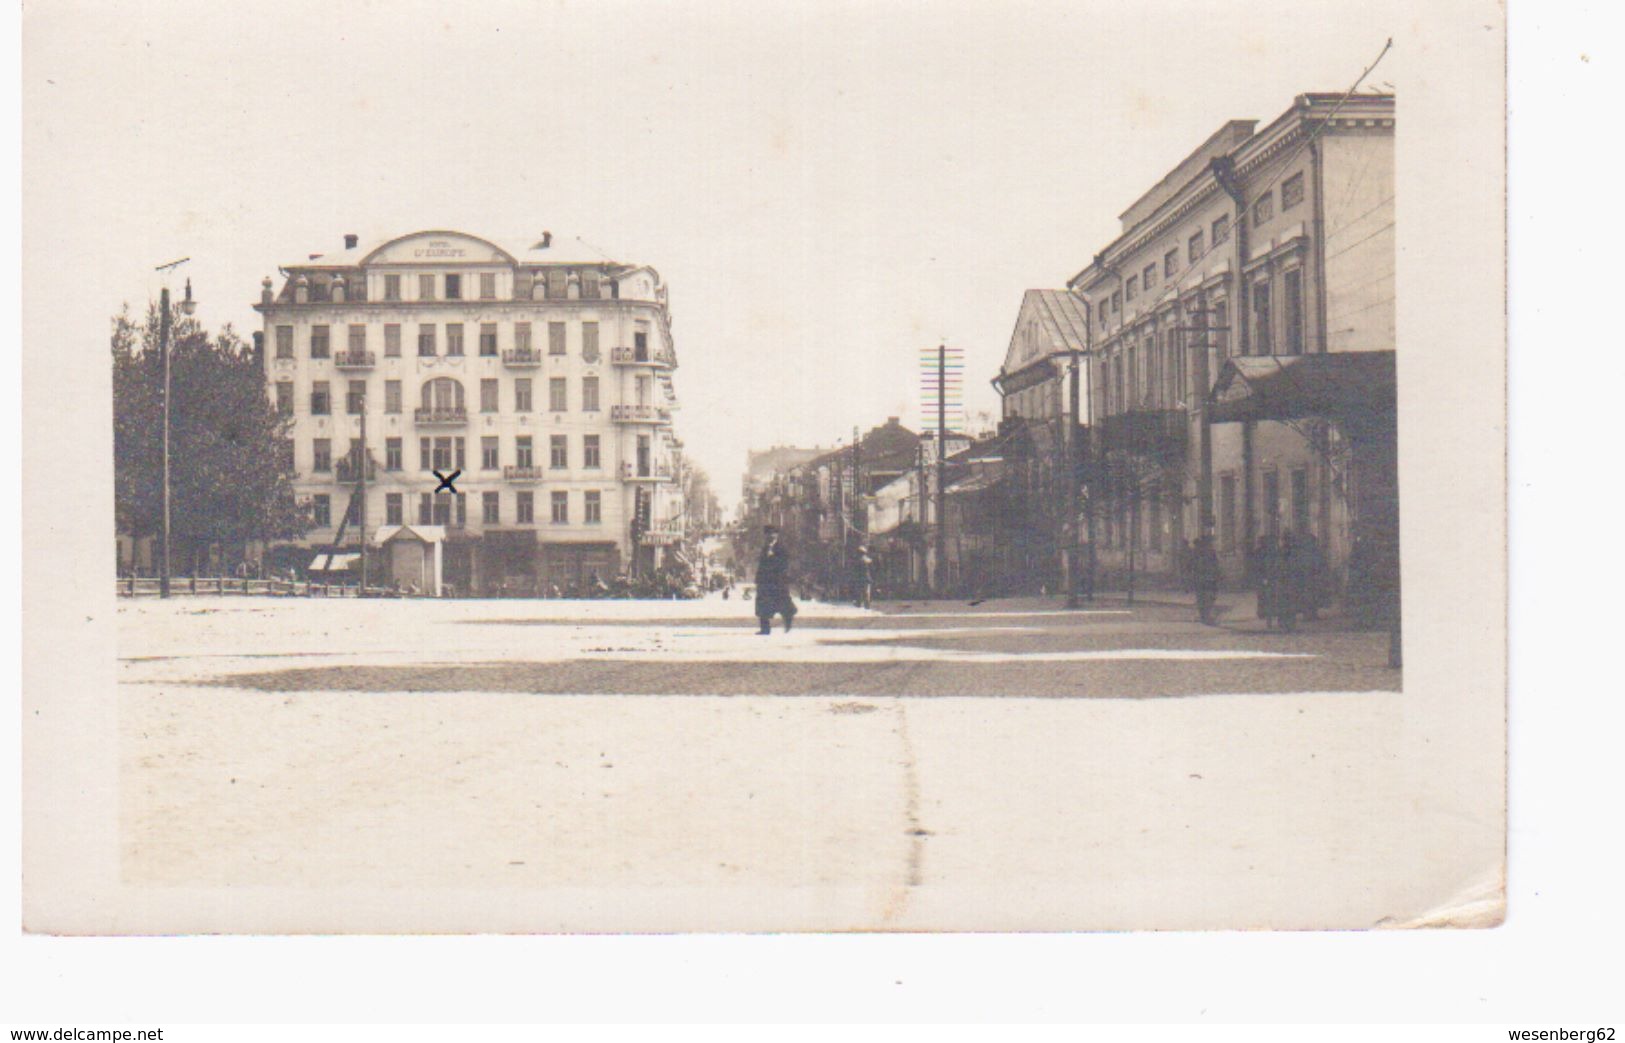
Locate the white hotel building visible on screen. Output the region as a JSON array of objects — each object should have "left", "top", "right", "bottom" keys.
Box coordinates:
[{"left": 255, "top": 229, "right": 686, "bottom": 593}]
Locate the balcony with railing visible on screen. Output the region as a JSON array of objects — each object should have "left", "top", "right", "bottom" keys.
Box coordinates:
[
  {"left": 502, "top": 349, "right": 544, "bottom": 368},
  {"left": 611, "top": 404, "right": 662, "bottom": 424},
  {"left": 335, "top": 457, "right": 378, "bottom": 482},
  {"left": 333, "top": 351, "right": 376, "bottom": 369},
  {"left": 610, "top": 346, "right": 675, "bottom": 368},
  {"left": 622, "top": 461, "right": 673, "bottom": 482},
  {"left": 503, "top": 465, "right": 545, "bottom": 482},
  {"left": 1098, "top": 409, "right": 1188, "bottom": 461},
  {"left": 414, "top": 406, "right": 469, "bottom": 425}
]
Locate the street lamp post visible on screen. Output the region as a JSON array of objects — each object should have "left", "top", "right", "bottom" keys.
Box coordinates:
[{"left": 155, "top": 260, "right": 193, "bottom": 597}]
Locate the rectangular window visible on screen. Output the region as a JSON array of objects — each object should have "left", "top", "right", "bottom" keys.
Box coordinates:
[
  {"left": 1125, "top": 276, "right": 1138, "bottom": 301},
  {"left": 347, "top": 380, "right": 366, "bottom": 415},
  {"left": 481, "top": 436, "right": 499, "bottom": 471},
  {"left": 417, "top": 324, "right": 437, "bottom": 357},
  {"left": 1164, "top": 248, "right": 1178, "bottom": 278},
  {"left": 1218, "top": 473, "right": 1237, "bottom": 554},
  {"left": 516, "top": 435, "right": 534, "bottom": 469},
  {"left": 547, "top": 269, "right": 567, "bottom": 299},
  {"left": 1188, "top": 230, "right": 1204, "bottom": 264},
  {"left": 384, "top": 324, "right": 401, "bottom": 357},
  {"left": 514, "top": 323, "right": 532, "bottom": 352},
  {"left": 385, "top": 437, "right": 402, "bottom": 471},
  {"left": 550, "top": 434, "right": 568, "bottom": 469},
  {"left": 479, "top": 272, "right": 496, "bottom": 300},
  {"left": 312, "top": 438, "right": 332, "bottom": 472},
  {"left": 1291, "top": 468, "right": 1311, "bottom": 536},
  {"left": 514, "top": 378, "right": 532, "bottom": 412},
  {"left": 1252, "top": 191, "right": 1274, "bottom": 227},
  {"left": 446, "top": 323, "right": 464, "bottom": 357},
  {"left": 1252, "top": 279, "right": 1273, "bottom": 355},
  {"left": 455, "top": 436, "right": 466, "bottom": 471},
  {"left": 582, "top": 322, "right": 599, "bottom": 358},
  {"left": 549, "top": 377, "right": 568, "bottom": 412},
  {"left": 581, "top": 375, "right": 599, "bottom": 412},
  {"left": 516, "top": 491, "right": 534, "bottom": 524},
  {"left": 310, "top": 325, "right": 330, "bottom": 359},
  {"left": 384, "top": 379, "right": 402, "bottom": 414},
  {"left": 1143, "top": 263, "right": 1157, "bottom": 290},
  {"left": 1262, "top": 469, "right": 1281, "bottom": 538},
  {"left": 1212, "top": 214, "right": 1231, "bottom": 246},
  {"left": 418, "top": 492, "right": 432, "bottom": 526},
  {"left": 548, "top": 322, "right": 566, "bottom": 356},
  {"left": 480, "top": 379, "right": 498, "bottom": 413},
  {"left": 275, "top": 381, "right": 293, "bottom": 416},
  {"left": 1281, "top": 171, "right": 1305, "bottom": 210},
  {"left": 636, "top": 434, "right": 651, "bottom": 477},
  {"left": 348, "top": 325, "right": 366, "bottom": 355},
  {"left": 385, "top": 493, "right": 403, "bottom": 526},
  {"left": 312, "top": 494, "right": 331, "bottom": 528},
  {"left": 583, "top": 434, "right": 601, "bottom": 469},
  {"left": 1283, "top": 268, "right": 1304, "bottom": 355},
  {"left": 585, "top": 490, "right": 602, "bottom": 524},
  {"left": 1110, "top": 290, "right": 1121, "bottom": 314},
  {"left": 444, "top": 273, "right": 462, "bottom": 300},
  {"left": 276, "top": 325, "right": 294, "bottom": 358},
  {"left": 550, "top": 491, "right": 569, "bottom": 524},
  {"left": 1213, "top": 299, "right": 1230, "bottom": 358},
  {"left": 479, "top": 323, "right": 498, "bottom": 357},
  {"left": 482, "top": 491, "right": 499, "bottom": 525},
  {"left": 581, "top": 270, "right": 601, "bottom": 299},
  {"left": 634, "top": 329, "right": 649, "bottom": 358},
  {"left": 384, "top": 274, "right": 402, "bottom": 301},
  {"left": 418, "top": 274, "right": 435, "bottom": 301},
  {"left": 310, "top": 381, "right": 331, "bottom": 416}
]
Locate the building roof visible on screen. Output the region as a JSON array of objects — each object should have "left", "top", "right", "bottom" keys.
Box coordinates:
[{"left": 285, "top": 230, "right": 640, "bottom": 271}]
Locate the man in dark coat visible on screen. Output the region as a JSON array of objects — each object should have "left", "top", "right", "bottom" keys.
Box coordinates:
[
  {"left": 754, "top": 526, "right": 797, "bottom": 634},
  {"left": 1192, "top": 532, "right": 1221, "bottom": 626}
]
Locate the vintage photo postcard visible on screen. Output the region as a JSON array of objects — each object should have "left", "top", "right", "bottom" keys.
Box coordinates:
[{"left": 21, "top": 0, "right": 1506, "bottom": 933}]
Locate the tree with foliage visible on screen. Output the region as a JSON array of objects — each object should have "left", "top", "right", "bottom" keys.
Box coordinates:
[{"left": 113, "top": 303, "right": 309, "bottom": 572}]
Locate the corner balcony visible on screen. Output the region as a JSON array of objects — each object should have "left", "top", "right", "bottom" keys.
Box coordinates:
[
  {"left": 334, "top": 351, "right": 376, "bottom": 369},
  {"left": 503, "top": 465, "right": 545, "bottom": 482},
  {"left": 414, "top": 406, "right": 469, "bottom": 426},
  {"left": 502, "top": 349, "right": 544, "bottom": 368},
  {"left": 622, "top": 461, "right": 673, "bottom": 482},
  {"left": 611, "top": 404, "right": 663, "bottom": 424},
  {"left": 610, "top": 346, "right": 675, "bottom": 368}
]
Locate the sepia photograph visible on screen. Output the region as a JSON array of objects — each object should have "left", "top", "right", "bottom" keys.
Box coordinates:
[{"left": 22, "top": 0, "right": 1505, "bottom": 943}]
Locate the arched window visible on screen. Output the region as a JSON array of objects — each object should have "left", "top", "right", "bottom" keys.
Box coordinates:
[{"left": 421, "top": 378, "right": 464, "bottom": 412}]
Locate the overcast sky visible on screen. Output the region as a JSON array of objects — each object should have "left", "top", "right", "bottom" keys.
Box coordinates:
[{"left": 26, "top": 0, "right": 1401, "bottom": 510}]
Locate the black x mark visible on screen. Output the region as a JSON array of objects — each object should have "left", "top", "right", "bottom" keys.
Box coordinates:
[{"left": 433, "top": 469, "right": 462, "bottom": 494}]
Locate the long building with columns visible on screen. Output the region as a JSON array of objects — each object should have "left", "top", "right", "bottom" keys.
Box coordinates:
[
  {"left": 255, "top": 229, "right": 686, "bottom": 594},
  {"left": 1067, "top": 92, "right": 1396, "bottom": 592}
]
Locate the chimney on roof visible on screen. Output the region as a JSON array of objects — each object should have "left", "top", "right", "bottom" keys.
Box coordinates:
[
  {"left": 344, "top": 233, "right": 359, "bottom": 250},
  {"left": 542, "top": 231, "right": 552, "bottom": 248}
]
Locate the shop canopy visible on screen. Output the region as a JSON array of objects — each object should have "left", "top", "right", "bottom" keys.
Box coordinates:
[{"left": 1208, "top": 351, "right": 1395, "bottom": 426}]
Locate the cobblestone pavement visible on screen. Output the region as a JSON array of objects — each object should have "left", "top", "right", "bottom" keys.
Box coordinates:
[{"left": 112, "top": 593, "right": 1493, "bottom": 933}]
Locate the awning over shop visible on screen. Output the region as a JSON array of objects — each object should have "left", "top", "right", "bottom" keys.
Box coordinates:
[
  {"left": 1208, "top": 350, "right": 1395, "bottom": 426},
  {"left": 946, "top": 473, "right": 1003, "bottom": 497},
  {"left": 309, "top": 552, "right": 360, "bottom": 572}
]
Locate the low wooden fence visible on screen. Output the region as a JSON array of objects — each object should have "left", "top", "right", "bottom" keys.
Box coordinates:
[{"left": 116, "top": 577, "right": 361, "bottom": 598}]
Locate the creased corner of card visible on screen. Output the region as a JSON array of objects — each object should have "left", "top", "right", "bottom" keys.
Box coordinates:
[{"left": 1380, "top": 868, "right": 1506, "bottom": 929}]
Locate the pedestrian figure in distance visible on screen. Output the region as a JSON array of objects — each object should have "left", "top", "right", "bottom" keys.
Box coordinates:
[
  {"left": 854, "top": 545, "right": 874, "bottom": 609},
  {"left": 1192, "top": 532, "right": 1221, "bottom": 626},
  {"left": 1254, "top": 534, "right": 1278, "bottom": 630},
  {"left": 1272, "top": 529, "right": 1306, "bottom": 633},
  {"left": 754, "top": 525, "right": 797, "bottom": 634}
]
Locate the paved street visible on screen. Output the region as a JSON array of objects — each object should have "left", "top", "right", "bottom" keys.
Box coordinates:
[{"left": 113, "top": 593, "right": 1496, "bottom": 932}]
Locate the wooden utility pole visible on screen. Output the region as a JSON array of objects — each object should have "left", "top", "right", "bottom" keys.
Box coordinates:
[
  {"left": 158, "top": 284, "right": 172, "bottom": 598},
  {"left": 936, "top": 344, "right": 947, "bottom": 596}
]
